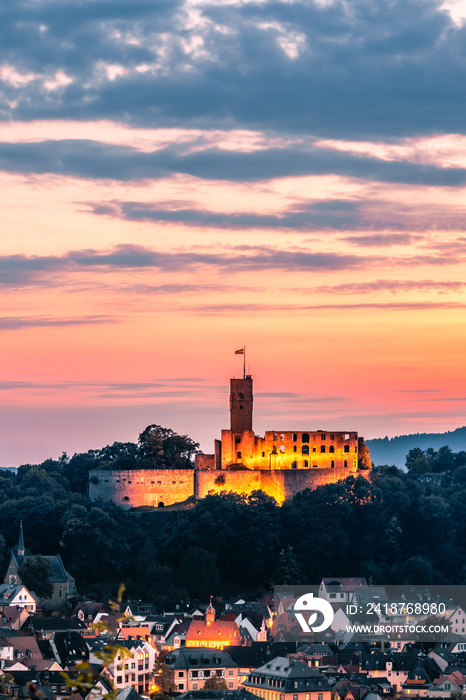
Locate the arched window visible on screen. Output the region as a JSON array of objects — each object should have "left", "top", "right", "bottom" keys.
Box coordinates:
[
  {"left": 302, "top": 433, "right": 310, "bottom": 443},
  {"left": 237, "top": 451, "right": 242, "bottom": 459},
  {"left": 344, "top": 445, "right": 350, "bottom": 453},
  {"left": 302, "top": 445, "right": 309, "bottom": 455},
  {"left": 329, "top": 445, "right": 334, "bottom": 453}
]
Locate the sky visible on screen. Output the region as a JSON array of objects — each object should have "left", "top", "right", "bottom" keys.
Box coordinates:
[{"left": 2, "top": 0, "right": 466, "bottom": 467}]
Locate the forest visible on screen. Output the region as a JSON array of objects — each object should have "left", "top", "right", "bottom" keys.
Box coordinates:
[{"left": 0, "top": 428, "right": 465, "bottom": 606}]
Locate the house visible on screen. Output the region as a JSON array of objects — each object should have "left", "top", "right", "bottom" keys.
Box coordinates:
[
  {"left": 4, "top": 522, "right": 77, "bottom": 608},
  {"left": 401, "top": 655, "right": 442, "bottom": 697},
  {"left": 177, "top": 690, "right": 258, "bottom": 700},
  {"left": 0, "top": 584, "right": 37, "bottom": 612},
  {"left": 447, "top": 607, "right": 466, "bottom": 636},
  {"left": 319, "top": 580, "right": 368, "bottom": 606},
  {"left": 146, "top": 615, "right": 182, "bottom": 647},
  {"left": 89, "top": 637, "right": 155, "bottom": 695},
  {"left": 49, "top": 630, "right": 89, "bottom": 668},
  {"left": 224, "top": 642, "right": 298, "bottom": 685},
  {"left": 361, "top": 652, "right": 417, "bottom": 692},
  {"left": 0, "top": 605, "right": 31, "bottom": 630},
  {"left": 429, "top": 670, "right": 466, "bottom": 697},
  {"left": 186, "top": 601, "right": 242, "bottom": 650},
  {"left": 26, "top": 615, "right": 85, "bottom": 640},
  {"left": 243, "top": 656, "right": 332, "bottom": 700},
  {"left": 164, "top": 647, "right": 240, "bottom": 692}
]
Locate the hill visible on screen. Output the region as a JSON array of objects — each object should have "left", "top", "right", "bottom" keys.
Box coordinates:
[{"left": 367, "top": 426, "right": 466, "bottom": 468}]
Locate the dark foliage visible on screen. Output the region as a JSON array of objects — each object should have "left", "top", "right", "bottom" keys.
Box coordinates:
[{"left": 1, "top": 436, "right": 465, "bottom": 602}]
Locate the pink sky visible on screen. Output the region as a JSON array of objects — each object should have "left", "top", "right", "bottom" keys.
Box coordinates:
[{"left": 1, "top": 0, "right": 466, "bottom": 466}]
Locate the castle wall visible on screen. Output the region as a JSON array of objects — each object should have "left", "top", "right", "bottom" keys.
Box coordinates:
[
  {"left": 89, "top": 469, "right": 194, "bottom": 508},
  {"left": 196, "top": 466, "right": 368, "bottom": 505},
  {"left": 89, "top": 466, "right": 370, "bottom": 509}
]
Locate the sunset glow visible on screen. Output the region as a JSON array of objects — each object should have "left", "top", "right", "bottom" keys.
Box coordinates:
[{"left": 1, "top": 0, "right": 466, "bottom": 466}]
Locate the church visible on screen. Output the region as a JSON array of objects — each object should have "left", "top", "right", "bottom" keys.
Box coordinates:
[{"left": 4, "top": 521, "right": 77, "bottom": 609}]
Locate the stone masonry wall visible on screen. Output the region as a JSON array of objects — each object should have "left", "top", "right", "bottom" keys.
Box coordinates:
[
  {"left": 89, "top": 466, "right": 370, "bottom": 509},
  {"left": 89, "top": 469, "right": 194, "bottom": 508}
]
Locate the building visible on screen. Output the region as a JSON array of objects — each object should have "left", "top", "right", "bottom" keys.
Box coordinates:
[
  {"left": 197, "top": 377, "right": 364, "bottom": 473},
  {"left": 89, "top": 374, "right": 371, "bottom": 508},
  {"left": 243, "top": 656, "right": 332, "bottom": 700},
  {"left": 185, "top": 601, "right": 242, "bottom": 650},
  {"left": 164, "top": 647, "right": 240, "bottom": 692},
  {"left": 89, "top": 638, "right": 155, "bottom": 695},
  {"left": 4, "top": 522, "right": 77, "bottom": 608}
]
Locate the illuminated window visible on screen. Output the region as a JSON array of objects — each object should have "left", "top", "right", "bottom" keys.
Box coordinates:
[{"left": 280, "top": 445, "right": 285, "bottom": 453}]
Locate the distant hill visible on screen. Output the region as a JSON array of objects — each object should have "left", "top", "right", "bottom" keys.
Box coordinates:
[{"left": 366, "top": 426, "right": 466, "bottom": 468}]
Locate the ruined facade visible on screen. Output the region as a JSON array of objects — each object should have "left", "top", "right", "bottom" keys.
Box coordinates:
[
  {"left": 89, "top": 375, "right": 371, "bottom": 507},
  {"left": 196, "top": 376, "right": 362, "bottom": 473}
]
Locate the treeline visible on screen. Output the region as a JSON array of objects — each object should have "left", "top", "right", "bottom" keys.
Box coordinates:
[
  {"left": 367, "top": 425, "right": 466, "bottom": 467},
  {"left": 0, "top": 435, "right": 466, "bottom": 604}
]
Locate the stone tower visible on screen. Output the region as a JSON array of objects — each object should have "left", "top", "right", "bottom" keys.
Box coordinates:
[{"left": 230, "top": 376, "right": 253, "bottom": 433}]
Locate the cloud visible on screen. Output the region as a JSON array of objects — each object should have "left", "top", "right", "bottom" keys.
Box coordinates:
[
  {"left": 0, "top": 315, "right": 115, "bottom": 330},
  {"left": 3, "top": 139, "right": 466, "bottom": 186},
  {"left": 4, "top": 242, "right": 466, "bottom": 290},
  {"left": 0, "top": 0, "right": 465, "bottom": 141},
  {"left": 313, "top": 279, "right": 466, "bottom": 294},
  {"left": 187, "top": 300, "right": 466, "bottom": 315},
  {"left": 343, "top": 233, "right": 423, "bottom": 247},
  {"left": 0, "top": 244, "right": 371, "bottom": 289}
]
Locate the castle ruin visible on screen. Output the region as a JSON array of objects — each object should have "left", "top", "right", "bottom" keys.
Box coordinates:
[{"left": 89, "top": 375, "right": 371, "bottom": 507}]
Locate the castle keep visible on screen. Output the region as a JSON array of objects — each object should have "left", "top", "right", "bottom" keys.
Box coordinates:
[{"left": 89, "top": 375, "right": 371, "bottom": 507}]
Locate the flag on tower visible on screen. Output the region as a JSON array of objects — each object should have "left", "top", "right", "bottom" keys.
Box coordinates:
[{"left": 235, "top": 348, "right": 244, "bottom": 354}]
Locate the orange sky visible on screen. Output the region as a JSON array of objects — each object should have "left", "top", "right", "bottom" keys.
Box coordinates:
[{"left": 1, "top": 0, "right": 466, "bottom": 465}]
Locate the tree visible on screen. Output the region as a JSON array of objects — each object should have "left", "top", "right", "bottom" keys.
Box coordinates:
[
  {"left": 204, "top": 676, "right": 228, "bottom": 690},
  {"left": 358, "top": 440, "right": 372, "bottom": 470},
  {"left": 138, "top": 425, "right": 200, "bottom": 468},
  {"left": 151, "top": 650, "right": 175, "bottom": 695},
  {"left": 18, "top": 555, "right": 53, "bottom": 598},
  {"left": 406, "top": 448, "right": 430, "bottom": 474}
]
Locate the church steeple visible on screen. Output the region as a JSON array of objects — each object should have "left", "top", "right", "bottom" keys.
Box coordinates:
[{"left": 17, "top": 520, "right": 25, "bottom": 557}]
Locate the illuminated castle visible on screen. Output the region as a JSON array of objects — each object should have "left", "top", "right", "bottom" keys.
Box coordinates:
[
  {"left": 195, "top": 375, "right": 364, "bottom": 473},
  {"left": 89, "top": 375, "right": 371, "bottom": 508}
]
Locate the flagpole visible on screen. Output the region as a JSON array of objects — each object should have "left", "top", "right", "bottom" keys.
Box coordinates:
[{"left": 243, "top": 346, "right": 246, "bottom": 379}]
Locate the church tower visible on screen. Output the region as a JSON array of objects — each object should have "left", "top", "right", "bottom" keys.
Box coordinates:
[
  {"left": 17, "top": 520, "right": 25, "bottom": 557},
  {"left": 230, "top": 376, "right": 253, "bottom": 433}
]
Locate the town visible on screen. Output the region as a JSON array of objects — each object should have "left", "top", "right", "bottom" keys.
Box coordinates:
[{"left": 1, "top": 539, "right": 466, "bottom": 700}]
